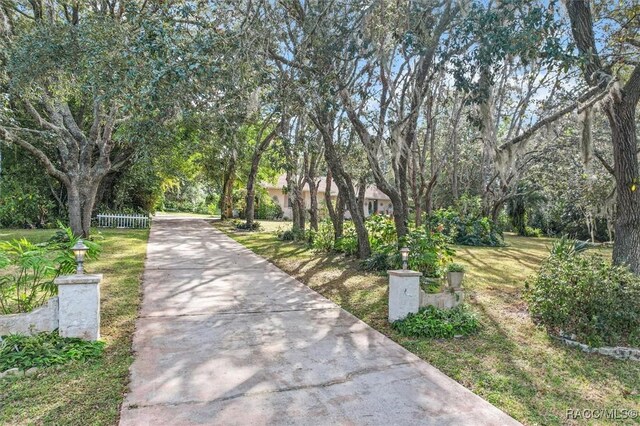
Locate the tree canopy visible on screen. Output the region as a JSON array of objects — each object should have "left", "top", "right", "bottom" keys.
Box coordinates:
[{"left": 0, "top": 0, "right": 638, "bottom": 272}]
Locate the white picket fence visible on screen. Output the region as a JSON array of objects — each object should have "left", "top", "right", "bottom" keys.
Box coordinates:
[{"left": 96, "top": 213, "right": 150, "bottom": 229}]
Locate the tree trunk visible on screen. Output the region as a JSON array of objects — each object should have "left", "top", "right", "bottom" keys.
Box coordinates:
[
  {"left": 349, "top": 180, "right": 370, "bottom": 258},
  {"left": 414, "top": 200, "right": 423, "bottom": 228},
  {"left": 81, "top": 181, "right": 99, "bottom": 237},
  {"left": 491, "top": 199, "right": 504, "bottom": 224},
  {"left": 314, "top": 113, "right": 370, "bottom": 258},
  {"left": 325, "top": 171, "right": 338, "bottom": 226},
  {"left": 66, "top": 178, "right": 100, "bottom": 237},
  {"left": 296, "top": 195, "right": 305, "bottom": 231},
  {"left": 340, "top": 91, "right": 409, "bottom": 242},
  {"left": 335, "top": 193, "right": 345, "bottom": 240},
  {"left": 291, "top": 199, "right": 300, "bottom": 232},
  {"left": 245, "top": 127, "right": 279, "bottom": 227},
  {"left": 386, "top": 183, "right": 408, "bottom": 241},
  {"left": 565, "top": 0, "right": 640, "bottom": 273},
  {"left": 398, "top": 163, "right": 410, "bottom": 235},
  {"left": 308, "top": 180, "right": 319, "bottom": 231},
  {"left": 479, "top": 70, "right": 498, "bottom": 215},
  {"left": 67, "top": 183, "right": 83, "bottom": 237},
  {"left": 312, "top": 109, "right": 370, "bottom": 257},
  {"left": 287, "top": 180, "right": 299, "bottom": 232},
  {"left": 452, "top": 134, "right": 459, "bottom": 200},
  {"left": 409, "top": 154, "right": 423, "bottom": 227},
  {"left": 424, "top": 188, "right": 433, "bottom": 216},
  {"left": 393, "top": 208, "right": 408, "bottom": 243},
  {"left": 286, "top": 171, "right": 305, "bottom": 233},
  {"left": 220, "top": 155, "right": 236, "bottom": 220},
  {"left": 304, "top": 149, "right": 321, "bottom": 231},
  {"left": 245, "top": 172, "right": 258, "bottom": 226},
  {"left": 323, "top": 172, "right": 345, "bottom": 240},
  {"left": 607, "top": 102, "right": 640, "bottom": 273},
  {"left": 424, "top": 175, "right": 438, "bottom": 217}
]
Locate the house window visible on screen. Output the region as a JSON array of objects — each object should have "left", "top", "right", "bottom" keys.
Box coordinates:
[{"left": 368, "top": 201, "right": 373, "bottom": 214}]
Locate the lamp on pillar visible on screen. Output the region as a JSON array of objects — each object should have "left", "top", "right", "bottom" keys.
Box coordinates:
[
  {"left": 72, "top": 240, "right": 89, "bottom": 274},
  {"left": 400, "top": 247, "right": 410, "bottom": 270}
]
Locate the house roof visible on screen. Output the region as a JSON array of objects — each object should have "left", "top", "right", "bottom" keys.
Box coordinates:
[{"left": 263, "top": 174, "right": 391, "bottom": 201}]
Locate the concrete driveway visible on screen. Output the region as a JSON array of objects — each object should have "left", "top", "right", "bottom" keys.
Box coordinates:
[{"left": 119, "top": 216, "right": 520, "bottom": 426}]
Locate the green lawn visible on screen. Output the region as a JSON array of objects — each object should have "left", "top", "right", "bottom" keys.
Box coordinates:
[
  {"left": 216, "top": 220, "right": 640, "bottom": 426},
  {"left": 0, "top": 227, "right": 149, "bottom": 425}
]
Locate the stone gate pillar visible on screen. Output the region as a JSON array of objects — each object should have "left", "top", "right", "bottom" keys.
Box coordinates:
[
  {"left": 388, "top": 270, "right": 422, "bottom": 322},
  {"left": 54, "top": 274, "right": 102, "bottom": 341}
]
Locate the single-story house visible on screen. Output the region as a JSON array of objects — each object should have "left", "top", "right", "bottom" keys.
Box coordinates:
[{"left": 263, "top": 174, "right": 392, "bottom": 219}]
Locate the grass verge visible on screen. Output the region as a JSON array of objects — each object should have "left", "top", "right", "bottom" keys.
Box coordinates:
[
  {"left": 0, "top": 227, "right": 148, "bottom": 425},
  {"left": 215, "top": 220, "right": 640, "bottom": 426}
]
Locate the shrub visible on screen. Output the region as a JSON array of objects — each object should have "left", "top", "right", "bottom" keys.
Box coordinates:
[
  {"left": 309, "top": 219, "right": 335, "bottom": 251},
  {"left": 392, "top": 305, "right": 479, "bottom": 339},
  {"left": 334, "top": 235, "right": 358, "bottom": 255},
  {"left": 365, "top": 214, "right": 397, "bottom": 251},
  {"left": 421, "top": 278, "right": 443, "bottom": 294},
  {"left": 549, "top": 235, "right": 589, "bottom": 259},
  {"left": 361, "top": 251, "right": 394, "bottom": 272},
  {"left": 403, "top": 227, "right": 454, "bottom": 277},
  {"left": 333, "top": 222, "right": 358, "bottom": 255},
  {"left": 360, "top": 225, "right": 454, "bottom": 277},
  {"left": 0, "top": 332, "right": 105, "bottom": 371},
  {"left": 0, "top": 154, "right": 62, "bottom": 228},
  {"left": 233, "top": 220, "right": 262, "bottom": 231},
  {"left": 524, "top": 226, "right": 543, "bottom": 237},
  {"left": 447, "top": 263, "right": 466, "bottom": 273},
  {"left": 277, "top": 229, "right": 296, "bottom": 241},
  {"left": 207, "top": 202, "right": 220, "bottom": 216},
  {"left": 313, "top": 216, "right": 396, "bottom": 255},
  {"left": 525, "top": 240, "right": 640, "bottom": 347},
  {"left": 276, "top": 228, "right": 305, "bottom": 242},
  {"left": 0, "top": 225, "right": 101, "bottom": 314},
  {"left": 256, "top": 197, "right": 283, "bottom": 220},
  {"left": 0, "top": 190, "right": 56, "bottom": 229},
  {"left": 428, "top": 208, "right": 504, "bottom": 247}
]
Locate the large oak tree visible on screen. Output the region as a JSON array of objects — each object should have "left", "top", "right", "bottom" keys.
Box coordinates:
[
  {"left": 0, "top": 1, "right": 224, "bottom": 236},
  {"left": 564, "top": 0, "right": 640, "bottom": 273}
]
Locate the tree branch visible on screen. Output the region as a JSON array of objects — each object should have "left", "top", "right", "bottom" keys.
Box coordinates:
[
  {"left": 498, "top": 85, "right": 604, "bottom": 151},
  {"left": 0, "top": 126, "right": 70, "bottom": 186},
  {"left": 23, "top": 99, "right": 61, "bottom": 132},
  {"left": 594, "top": 149, "right": 615, "bottom": 176}
]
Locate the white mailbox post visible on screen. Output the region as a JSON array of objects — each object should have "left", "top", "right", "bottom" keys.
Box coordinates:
[{"left": 388, "top": 269, "right": 422, "bottom": 322}]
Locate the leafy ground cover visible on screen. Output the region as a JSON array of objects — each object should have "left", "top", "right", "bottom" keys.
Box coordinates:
[
  {"left": 393, "top": 305, "right": 479, "bottom": 339},
  {"left": 0, "top": 228, "right": 148, "bottom": 425},
  {"left": 215, "top": 220, "right": 640, "bottom": 426},
  {"left": 0, "top": 332, "right": 105, "bottom": 371}
]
